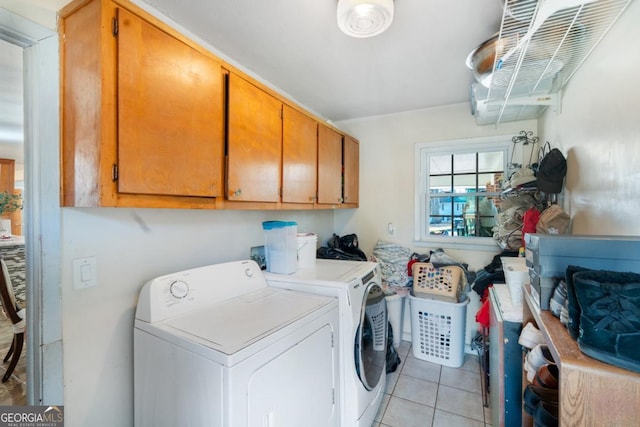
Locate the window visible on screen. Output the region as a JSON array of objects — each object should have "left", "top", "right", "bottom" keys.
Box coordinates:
[{"left": 414, "top": 136, "right": 512, "bottom": 250}]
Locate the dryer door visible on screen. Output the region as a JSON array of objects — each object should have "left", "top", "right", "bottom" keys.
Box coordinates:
[{"left": 354, "top": 283, "right": 387, "bottom": 390}]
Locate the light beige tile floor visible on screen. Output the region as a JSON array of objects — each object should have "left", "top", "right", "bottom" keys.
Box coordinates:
[{"left": 373, "top": 340, "right": 491, "bottom": 427}]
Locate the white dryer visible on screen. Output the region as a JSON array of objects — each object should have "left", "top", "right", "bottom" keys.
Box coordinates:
[
  {"left": 134, "top": 260, "right": 340, "bottom": 427},
  {"left": 265, "top": 259, "right": 387, "bottom": 427}
]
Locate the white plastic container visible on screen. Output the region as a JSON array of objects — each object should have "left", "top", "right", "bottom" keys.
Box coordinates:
[
  {"left": 501, "top": 257, "right": 529, "bottom": 306},
  {"left": 385, "top": 293, "right": 406, "bottom": 348},
  {"left": 297, "top": 233, "right": 318, "bottom": 269},
  {"left": 262, "top": 221, "right": 298, "bottom": 274}
]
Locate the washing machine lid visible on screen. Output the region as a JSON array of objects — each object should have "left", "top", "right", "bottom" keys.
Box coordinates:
[{"left": 163, "top": 287, "right": 334, "bottom": 355}]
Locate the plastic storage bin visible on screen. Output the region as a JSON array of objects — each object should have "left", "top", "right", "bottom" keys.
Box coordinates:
[
  {"left": 296, "top": 233, "right": 318, "bottom": 269},
  {"left": 385, "top": 293, "right": 406, "bottom": 348},
  {"left": 409, "top": 292, "right": 469, "bottom": 367},
  {"left": 262, "top": 221, "right": 298, "bottom": 274},
  {"left": 501, "top": 257, "right": 529, "bottom": 306}
]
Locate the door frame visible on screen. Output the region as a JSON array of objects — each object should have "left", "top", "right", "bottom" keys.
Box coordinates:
[{"left": 0, "top": 8, "right": 64, "bottom": 405}]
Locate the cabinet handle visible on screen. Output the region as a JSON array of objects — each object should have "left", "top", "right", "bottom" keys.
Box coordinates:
[
  {"left": 339, "top": 197, "right": 344, "bottom": 203},
  {"left": 230, "top": 189, "right": 242, "bottom": 197}
]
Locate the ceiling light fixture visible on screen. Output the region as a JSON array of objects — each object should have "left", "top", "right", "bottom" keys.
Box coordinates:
[{"left": 337, "top": 0, "right": 394, "bottom": 38}]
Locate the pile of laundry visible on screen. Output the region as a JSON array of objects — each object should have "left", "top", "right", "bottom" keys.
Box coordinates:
[{"left": 371, "top": 242, "right": 475, "bottom": 292}]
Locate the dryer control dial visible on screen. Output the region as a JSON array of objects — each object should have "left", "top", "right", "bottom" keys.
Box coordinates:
[{"left": 169, "top": 280, "right": 189, "bottom": 299}]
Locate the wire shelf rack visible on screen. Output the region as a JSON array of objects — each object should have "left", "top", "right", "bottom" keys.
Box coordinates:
[{"left": 472, "top": 0, "right": 634, "bottom": 126}]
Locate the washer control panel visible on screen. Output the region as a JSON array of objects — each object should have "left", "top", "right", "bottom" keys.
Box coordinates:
[{"left": 135, "top": 260, "right": 267, "bottom": 323}]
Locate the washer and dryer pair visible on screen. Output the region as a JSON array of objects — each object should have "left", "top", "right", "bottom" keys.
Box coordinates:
[{"left": 134, "top": 258, "right": 387, "bottom": 427}]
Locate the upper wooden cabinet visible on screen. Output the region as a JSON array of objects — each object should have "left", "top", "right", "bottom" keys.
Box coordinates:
[
  {"left": 117, "top": 8, "right": 224, "bottom": 198},
  {"left": 317, "top": 125, "right": 343, "bottom": 205},
  {"left": 316, "top": 126, "right": 359, "bottom": 207},
  {"left": 282, "top": 105, "right": 318, "bottom": 204},
  {"left": 226, "top": 73, "right": 282, "bottom": 203},
  {"left": 59, "top": 0, "right": 359, "bottom": 210},
  {"left": 343, "top": 135, "right": 359, "bottom": 205},
  {"left": 60, "top": 0, "right": 224, "bottom": 208}
]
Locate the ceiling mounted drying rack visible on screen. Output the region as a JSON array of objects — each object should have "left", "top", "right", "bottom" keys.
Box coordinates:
[{"left": 470, "top": 0, "right": 634, "bottom": 126}]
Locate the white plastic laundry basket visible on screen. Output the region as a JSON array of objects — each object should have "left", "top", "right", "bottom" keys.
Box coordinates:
[{"left": 409, "top": 292, "right": 469, "bottom": 367}]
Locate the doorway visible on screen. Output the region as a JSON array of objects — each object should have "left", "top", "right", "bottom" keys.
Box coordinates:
[
  {"left": 0, "top": 32, "right": 27, "bottom": 405},
  {"left": 0, "top": 8, "right": 64, "bottom": 406}
]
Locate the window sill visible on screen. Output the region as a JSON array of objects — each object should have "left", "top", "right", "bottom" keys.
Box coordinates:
[{"left": 413, "top": 236, "right": 502, "bottom": 252}]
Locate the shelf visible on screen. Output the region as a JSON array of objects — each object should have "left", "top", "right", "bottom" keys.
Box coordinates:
[
  {"left": 522, "top": 284, "right": 640, "bottom": 426},
  {"left": 473, "top": 0, "right": 634, "bottom": 126}
]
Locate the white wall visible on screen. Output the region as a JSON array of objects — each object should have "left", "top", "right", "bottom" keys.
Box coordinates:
[
  {"left": 61, "top": 208, "right": 333, "bottom": 425},
  {"left": 539, "top": 0, "right": 640, "bottom": 236},
  {"left": 334, "top": 104, "right": 537, "bottom": 270}
]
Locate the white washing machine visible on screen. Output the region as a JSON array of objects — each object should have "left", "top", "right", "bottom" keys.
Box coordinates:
[
  {"left": 134, "top": 260, "right": 340, "bottom": 427},
  {"left": 265, "top": 259, "right": 387, "bottom": 427}
]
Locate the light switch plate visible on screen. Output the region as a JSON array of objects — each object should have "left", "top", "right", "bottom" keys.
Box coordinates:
[{"left": 73, "top": 257, "right": 97, "bottom": 290}]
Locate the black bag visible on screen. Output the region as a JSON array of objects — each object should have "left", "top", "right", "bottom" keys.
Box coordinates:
[
  {"left": 316, "top": 247, "right": 367, "bottom": 261},
  {"left": 536, "top": 147, "right": 567, "bottom": 194},
  {"left": 339, "top": 234, "right": 360, "bottom": 251},
  {"left": 386, "top": 322, "right": 401, "bottom": 373},
  {"left": 319, "top": 233, "right": 367, "bottom": 261}
]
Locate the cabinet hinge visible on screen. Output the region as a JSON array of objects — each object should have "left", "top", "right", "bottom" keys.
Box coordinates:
[
  {"left": 112, "top": 164, "right": 118, "bottom": 181},
  {"left": 112, "top": 16, "right": 118, "bottom": 36}
]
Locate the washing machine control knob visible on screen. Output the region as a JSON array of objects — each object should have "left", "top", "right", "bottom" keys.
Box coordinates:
[{"left": 169, "top": 280, "right": 189, "bottom": 299}]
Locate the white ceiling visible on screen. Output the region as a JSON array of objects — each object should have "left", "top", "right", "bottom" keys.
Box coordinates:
[
  {"left": 0, "top": 0, "right": 505, "bottom": 158},
  {"left": 141, "top": 0, "right": 504, "bottom": 121}
]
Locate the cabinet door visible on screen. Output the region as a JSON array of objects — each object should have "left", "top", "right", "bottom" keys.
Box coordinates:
[
  {"left": 317, "top": 125, "right": 343, "bottom": 204},
  {"left": 227, "top": 74, "right": 282, "bottom": 202},
  {"left": 282, "top": 105, "right": 318, "bottom": 204},
  {"left": 117, "top": 8, "right": 224, "bottom": 197},
  {"left": 343, "top": 135, "right": 359, "bottom": 205}
]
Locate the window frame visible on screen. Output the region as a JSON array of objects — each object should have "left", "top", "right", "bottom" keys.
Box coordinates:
[{"left": 414, "top": 135, "right": 513, "bottom": 251}]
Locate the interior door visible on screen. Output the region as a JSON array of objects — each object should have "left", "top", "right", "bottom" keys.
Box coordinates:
[
  {"left": 282, "top": 105, "right": 317, "bottom": 203},
  {"left": 117, "top": 8, "right": 224, "bottom": 197}
]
